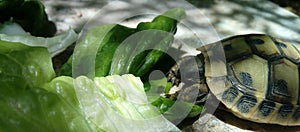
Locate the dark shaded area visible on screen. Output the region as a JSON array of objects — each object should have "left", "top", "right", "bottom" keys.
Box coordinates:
[
  {"left": 0, "top": 0, "right": 56, "bottom": 37},
  {"left": 271, "top": 0, "right": 300, "bottom": 16},
  {"left": 186, "top": 0, "right": 217, "bottom": 8},
  {"left": 52, "top": 44, "right": 74, "bottom": 74}
]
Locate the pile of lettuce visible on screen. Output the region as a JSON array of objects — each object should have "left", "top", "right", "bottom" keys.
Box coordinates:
[
  {"left": 0, "top": 42, "right": 178, "bottom": 130},
  {"left": 0, "top": 4, "right": 203, "bottom": 131}
]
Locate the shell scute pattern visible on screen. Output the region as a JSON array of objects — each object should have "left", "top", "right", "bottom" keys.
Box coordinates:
[
  {"left": 236, "top": 94, "right": 257, "bottom": 114},
  {"left": 279, "top": 104, "right": 294, "bottom": 117},
  {"left": 222, "top": 86, "right": 239, "bottom": 103},
  {"left": 239, "top": 72, "right": 253, "bottom": 87},
  {"left": 201, "top": 34, "right": 300, "bottom": 125},
  {"left": 259, "top": 100, "right": 276, "bottom": 116},
  {"left": 293, "top": 107, "right": 300, "bottom": 119}
]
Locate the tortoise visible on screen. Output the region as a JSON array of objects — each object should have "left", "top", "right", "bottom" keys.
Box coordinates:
[{"left": 167, "top": 34, "right": 300, "bottom": 126}]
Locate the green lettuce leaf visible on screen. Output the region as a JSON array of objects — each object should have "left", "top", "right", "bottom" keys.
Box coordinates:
[
  {"left": 109, "top": 30, "right": 173, "bottom": 76},
  {"left": 74, "top": 74, "right": 180, "bottom": 132},
  {"left": 0, "top": 40, "right": 54, "bottom": 131},
  {"left": 42, "top": 76, "right": 101, "bottom": 132},
  {"left": 0, "top": 77, "right": 99, "bottom": 132},
  {"left": 0, "top": 40, "right": 55, "bottom": 87},
  {"left": 0, "top": 40, "right": 96, "bottom": 131},
  {"left": 0, "top": 41, "right": 178, "bottom": 131},
  {"left": 60, "top": 8, "right": 185, "bottom": 78},
  {"left": 0, "top": 22, "right": 78, "bottom": 57},
  {"left": 59, "top": 24, "right": 135, "bottom": 77},
  {"left": 110, "top": 8, "right": 185, "bottom": 76},
  {"left": 151, "top": 97, "right": 203, "bottom": 120}
]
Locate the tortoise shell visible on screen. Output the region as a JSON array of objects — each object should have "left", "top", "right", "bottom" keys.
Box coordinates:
[{"left": 198, "top": 34, "right": 300, "bottom": 126}]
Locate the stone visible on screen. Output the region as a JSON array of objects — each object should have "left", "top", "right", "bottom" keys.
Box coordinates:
[{"left": 184, "top": 113, "right": 252, "bottom": 132}]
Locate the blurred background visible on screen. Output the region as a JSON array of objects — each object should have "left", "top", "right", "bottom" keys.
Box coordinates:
[{"left": 41, "top": 0, "right": 300, "bottom": 42}]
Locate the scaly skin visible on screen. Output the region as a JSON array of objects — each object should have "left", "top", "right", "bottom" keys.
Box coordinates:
[{"left": 166, "top": 54, "right": 208, "bottom": 103}]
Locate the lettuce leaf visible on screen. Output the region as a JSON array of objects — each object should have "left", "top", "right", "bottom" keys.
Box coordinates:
[
  {"left": 0, "top": 40, "right": 96, "bottom": 131},
  {"left": 60, "top": 8, "right": 185, "bottom": 78},
  {"left": 0, "top": 40, "right": 55, "bottom": 131},
  {"left": 66, "top": 24, "right": 135, "bottom": 78},
  {"left": 109, "top": 8, "right": 185, "bottom": 76},
  {"left": 45, "top": 74, "right": 180, "bottom": 132},
  {"left": 0, "top": 22, "right": 78, "bottom": 57},
  {"left": 42, "top": 76, "right": 101, "bottom": 132},
  {"left": 74, "top": 74, "right": 180, "bottom": 132},
  {"left": 0, "top": 40, "right": 55, "bottom": 87},
  {"left": 0, "top": 74, "right": 179, "bottom": 131},
  {"left": 0, "top": 41, "right": 179, "bottom": 131}
]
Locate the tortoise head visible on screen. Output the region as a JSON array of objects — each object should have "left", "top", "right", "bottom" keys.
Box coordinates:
[
  {"left": 166, "top": 53, "right": 207, "bottom": 103},
  {"left": 167, "top": 54, "right": 205, "bottom": 86}
]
